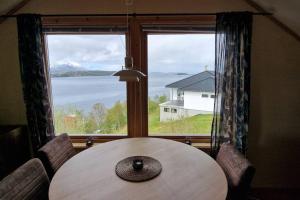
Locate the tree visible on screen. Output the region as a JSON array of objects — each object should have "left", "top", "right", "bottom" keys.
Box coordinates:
[
  {"left": 148, "top": 97, "right": 158, "bottom": 113},
  {"left": 158, "top": 95, "right": 167, "bottom": 103},
  {"left": 103, "top": 101, "right": 126, "bottom": 133},
  {"left": 89, "top": 103, "right": 107, "bottom": 128}
]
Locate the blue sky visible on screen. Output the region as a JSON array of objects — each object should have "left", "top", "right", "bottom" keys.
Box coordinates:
[{"left": 47, "top": 34, "right": 215, "bottom": 74}]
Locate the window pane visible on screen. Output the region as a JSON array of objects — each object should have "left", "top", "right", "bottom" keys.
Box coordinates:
[
  {"left": 148, "top": 34, "right": 215, "bottom": 136},
  {"left": 47, "top": 34, "right": 127, "bottom": 135}
]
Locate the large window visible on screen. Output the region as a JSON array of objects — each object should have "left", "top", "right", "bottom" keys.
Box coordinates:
[
  {"left": 43, "top": 16, "right": 215, "bottom": 143},
  {"left": 46, "top": 34, "right": 127, "bottom": 135},
  {"left": 147, "top": 34, "right": 215, "bottom": 136}
]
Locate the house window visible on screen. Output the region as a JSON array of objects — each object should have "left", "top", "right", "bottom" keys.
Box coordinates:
[
  {"left": 202, "top": 94, "right": 209, "bottom": 98},
  {"left": 164, "top": 108, "right": 170, "bottom": 112},
  {"left": 45, "top": 32, "right": 127, "bottom": 136},
  {"left": 147, "top": 32, "right": 215, "bottom": 136},
  {"left": 210, "top": 94, "right": 215, "bottom": 98},
  {"left": 177, "top": 91, "right": 184, "bottom": 100}
]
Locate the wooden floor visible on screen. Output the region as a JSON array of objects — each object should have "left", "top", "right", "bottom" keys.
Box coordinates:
[{"left": 250, "top": 188, "right": 300, "bottom": 200}]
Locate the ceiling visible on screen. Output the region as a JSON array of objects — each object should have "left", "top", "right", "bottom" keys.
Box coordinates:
[
  {"left": 251, "top": 0, "right": 300, "bottom": 37},
  {"left": 0, "top": 0, "right": 22, "bottom": 14},
  {"left": 0, "top": 0, "right": 299, "bottom": 37}
]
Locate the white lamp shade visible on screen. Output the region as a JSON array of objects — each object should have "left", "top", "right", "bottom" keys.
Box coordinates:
[{"left": 113, "top": 69, "right": 146, "bottom": 82}]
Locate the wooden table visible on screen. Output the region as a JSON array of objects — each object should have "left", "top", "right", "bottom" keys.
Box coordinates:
[{"left": 49, "top": 138, "right": 227, "bottom": 200}]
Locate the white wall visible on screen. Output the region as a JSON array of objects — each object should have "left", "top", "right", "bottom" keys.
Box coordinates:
[
  {"left": 159, "top": 104, "right": 211, "bottom": 121},
  {"left": 159, "top": 105, "right": 184, "bottom": 121},
  {"left": 184, "top": 91, "right": 214, "bottom": 111}
]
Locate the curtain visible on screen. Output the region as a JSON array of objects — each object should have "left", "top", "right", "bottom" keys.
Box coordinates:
[
  {"left": 17, "top": 14, "right": 55, "bottom": 154},
  {"left": 211, "top": 12, "right": 253, "bottom": 156}
]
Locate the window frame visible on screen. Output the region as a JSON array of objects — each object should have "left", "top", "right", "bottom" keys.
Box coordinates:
[
  {"left": 164, "top": 108, "right": 170, "bottom": 112},
  {"left": 171, "top": 108, "right": 177, "bottom": 113},
  {"left": 142, "top": 19, "right": 215, "bottom": 139},
  {"left": 42, "top": 16, "right": 215, "bottom": 144},
  {"left": 44, "top": 33, "right": 128, "bottom": 137}
]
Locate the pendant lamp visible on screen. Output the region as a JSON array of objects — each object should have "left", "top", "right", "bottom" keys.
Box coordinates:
[
  {"left": 113, "top": 56, "right": 146, "bottom": 82},
  {"left": 113, "top": 0, "right": 146, "bottom": 82}
]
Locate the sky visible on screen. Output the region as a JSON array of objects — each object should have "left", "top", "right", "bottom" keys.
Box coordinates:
[{"left": 47, "top": 34, "right": 215, "bottom": 74}]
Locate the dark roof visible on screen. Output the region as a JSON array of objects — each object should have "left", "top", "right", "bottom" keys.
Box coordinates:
[{"left": 166, "top": 71, "right": 215, "bottom": 93}]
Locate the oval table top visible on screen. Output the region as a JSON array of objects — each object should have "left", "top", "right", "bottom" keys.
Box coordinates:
[{"left": 49, "top": 138, "right": 227, "bottom": 200}]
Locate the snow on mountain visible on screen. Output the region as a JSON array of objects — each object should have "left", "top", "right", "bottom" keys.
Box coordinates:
[{"left": 50, "top": 64, "right": 87, "bottom": 74}]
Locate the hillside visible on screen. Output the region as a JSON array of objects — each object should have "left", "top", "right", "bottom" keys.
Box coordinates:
[{"left": 51, "top": 70, "right": 116, "bottom": 77}]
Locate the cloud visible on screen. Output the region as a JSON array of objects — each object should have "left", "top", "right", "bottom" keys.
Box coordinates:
[
  {"left": 148, "top": 34, "right": 215, "bottom": 73},
  {"left": 161, "top": 58, "right": 176, "bottom": 64},
  {"left": 47, "top": 35, "right": 126, "bottom": 70},
  {"left": 47, "top": 34, "right": 215, "bottom": 73}
]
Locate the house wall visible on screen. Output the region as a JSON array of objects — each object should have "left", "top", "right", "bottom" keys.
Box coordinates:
[
  {"left": 159, "top": 104, "right": 211, "bottom": 122},
  {"left": 159, "top": 105, "right": 184, "bottom": 122},
  {"left": 0, "top": 0, "right": 300, "bottom": 189},
  {"left": 184, "top": 91, "right": 214, "bottom": 111}
]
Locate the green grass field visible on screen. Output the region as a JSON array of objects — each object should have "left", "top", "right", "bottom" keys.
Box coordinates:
[
  {"left": 54, "top": 96, "right": 213, "bottom": 136},
  {"left": 148, "top": 107, "right": 212, "bottom": 135}
]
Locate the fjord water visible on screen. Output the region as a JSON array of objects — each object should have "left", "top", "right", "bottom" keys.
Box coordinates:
[{"left": 51, "top": 74, "right": 189, "bottom": 112}]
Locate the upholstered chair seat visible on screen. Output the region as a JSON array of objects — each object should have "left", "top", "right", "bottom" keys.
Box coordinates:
[
  {"left": 216, "top": 143, "right": 255, "bottom": 200},
  {"left": 0, "top": 158, "right": 49, "bottom": 200},
  {"left": 38, "top": 133, "right": 76, "bottom": 179}
]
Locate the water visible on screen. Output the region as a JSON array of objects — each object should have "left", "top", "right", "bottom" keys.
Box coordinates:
[{"left": 51, "top": 74, "right": 189, "bottom": 112}]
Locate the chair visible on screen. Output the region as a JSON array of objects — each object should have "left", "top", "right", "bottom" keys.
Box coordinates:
[
  {"left": 38, "top": 133, "right": 76, "bottom": 179},
  {"left": 0, "top": 125, "right": 31, "bottom": 179},
  {"left": 0, "top": 158, "right": 49, "bottom": 200},
  {"left": 216, "top": 143, "right": 255, "bottom": 200}
]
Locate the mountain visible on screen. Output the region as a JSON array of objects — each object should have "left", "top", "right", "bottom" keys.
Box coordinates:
[
  {"left": 50, "top": 64, "right": 86, "bottom": 75},
  {"left": 50, "top": 64, "right": 115, "bottom": 77},
  {"left": 50, "top": 65, "right": 189, "bottom": 77},
  {"left": 51, "top": 70, "right": 116, "bottom": 77}
]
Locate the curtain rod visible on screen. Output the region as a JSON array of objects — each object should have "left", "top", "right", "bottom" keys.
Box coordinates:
[{"left": 0, "top": 12, "right": 271, "bottom": 18}]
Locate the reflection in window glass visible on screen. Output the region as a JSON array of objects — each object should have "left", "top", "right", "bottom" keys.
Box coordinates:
[
  {"left": 148, "top": 34, "right": 215, "bottom": 136},
  {"left": 47, "top": 34, "right": 127, "bottom": 135}
]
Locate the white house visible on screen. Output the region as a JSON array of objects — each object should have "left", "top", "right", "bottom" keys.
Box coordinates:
[{"left": 159, "top": 71, "right": 215, "bottom": 121}]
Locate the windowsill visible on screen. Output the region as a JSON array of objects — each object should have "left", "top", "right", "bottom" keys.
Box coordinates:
[
  {"left": 66, "top": 134, "right": 128, "bottom": 137},
  {"left": 73, "top": 141, "right": 210, "bottom": 148},
  {"left": 149, "top": 133, "right": 211, "bottom": 137},
  {"left": 69, "top": 134, "right": 210, "bottom": 144},
  {"left": 73, "top": 142, "right": 210, "bottom": 150}
]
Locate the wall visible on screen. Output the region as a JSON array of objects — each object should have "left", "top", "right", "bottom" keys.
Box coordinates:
[
  {"left": 0, "top": 0, "right": 299, "bottom": 189},
  {"left": 248, "top": 14, "right": 300, "bottom": 188},
  {"left": 184, "top": 91, "right": 214, "bottom": 111},
  {"left": 0, "top": 19, "right": 26, "bottom": 124}
]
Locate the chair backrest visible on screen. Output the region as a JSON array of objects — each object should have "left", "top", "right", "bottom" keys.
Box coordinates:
[
  {"left": 37, "top": 133, "right": 76, "bottom": 179},
  {"left": 0, "top": 158, "right": 49, "bottom": 200},
  {"left": 216, "top": 143, "right": 255, "bottom": 200},
  {"left": 0, "top": 125, "right": 31, "bottom": 179}
]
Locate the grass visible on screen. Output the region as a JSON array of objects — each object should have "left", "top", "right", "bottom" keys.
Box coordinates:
[
  {"left": 53, "top": 96, "right": 213, "bottom": 136},
  {"left": 148, "top": 106, "right": 212, "bottom": 135}
]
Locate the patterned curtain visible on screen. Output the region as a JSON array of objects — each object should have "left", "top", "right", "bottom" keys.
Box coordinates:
[
  {"left": 211, "top": 12, "right": 253, "bottom": 156},
  {"left": 17, "top": 14, "right": 55, "bottom": 154}
]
